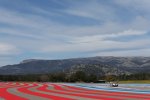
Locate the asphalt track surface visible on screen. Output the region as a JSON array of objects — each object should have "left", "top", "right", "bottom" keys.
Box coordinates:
[{"left": 0, "top": 82, "right": 149, "bottom": 100}]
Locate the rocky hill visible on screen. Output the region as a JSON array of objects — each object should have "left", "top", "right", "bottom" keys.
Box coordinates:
[{"left": 0, "top": 56, "right": 149, "bottom": 75}]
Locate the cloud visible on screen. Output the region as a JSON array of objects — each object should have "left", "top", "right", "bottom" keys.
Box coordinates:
[
  {"left": 92, "top": 48, "right": 150, "bottom": 57},
  {"left": 70, "top": 29, "right": 147, "bottom": 43},
  {"left": 62, "top": 1, "right": 115, "bottom": 21},
  {"left": 114, "top": 0, "right": 150, "bottom": 13},
  {"left": 0, "top": 4, "right": 149, "bottom": 38},
  {"left": 40, "top": 37, "right": 150, "bottom": 54},
  {"left": 0, "top": 0, "right": 150, "bottom": 66},
  {"left": 0, "top": 6, "right": 149, "bottom": 56},
  {"left": 0, "top": 43, "right": 18, "bottom": 55},
  {"left": 0, "top": 7, "right": 63, "bottom": 39}
]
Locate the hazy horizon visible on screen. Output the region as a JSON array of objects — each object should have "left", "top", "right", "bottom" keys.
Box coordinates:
[{"left": 0, "top": 0, "right": 150, "bottom": 66}]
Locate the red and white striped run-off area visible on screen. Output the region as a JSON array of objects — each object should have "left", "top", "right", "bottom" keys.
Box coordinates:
[{"left": 0, "top": 82, "right": 150, "bottom": 100}]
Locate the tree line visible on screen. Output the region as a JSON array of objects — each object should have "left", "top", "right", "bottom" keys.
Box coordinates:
[{"left": 0, "top": 71, "right": 150, "bottom": 82}]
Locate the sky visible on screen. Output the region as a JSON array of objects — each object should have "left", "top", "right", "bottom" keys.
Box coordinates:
[{"left": 0, "top": 0, "right": 150, "bottom": 66}]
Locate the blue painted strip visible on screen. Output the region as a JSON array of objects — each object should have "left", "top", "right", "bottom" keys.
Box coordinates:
[{"left": 67, "top": 84, "right": 150, "bottom": 94}]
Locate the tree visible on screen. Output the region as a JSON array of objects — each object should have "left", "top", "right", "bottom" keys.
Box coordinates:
[
  {"left": 69, "top": 71, "right": 87, "bottom": 82},
  {"left": 105, "top": 75, "right": 116, "bottom": 82},
  {"left": 39, "top": 75, "right": 49, "bottom": 82},
  {"left": 87, "top": 74, "right": 97, "bottom": 82}
]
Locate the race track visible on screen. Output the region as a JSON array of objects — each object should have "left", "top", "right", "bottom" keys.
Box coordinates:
[{"left": 0, "top": 82, "right": 150, "bottom": 100}]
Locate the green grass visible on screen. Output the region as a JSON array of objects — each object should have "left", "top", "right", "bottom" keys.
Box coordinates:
[{"left": 119, "top": 80, "right": 150, "bottom": 84}]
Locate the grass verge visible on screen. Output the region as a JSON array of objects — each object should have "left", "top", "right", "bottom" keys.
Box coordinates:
[{"left": 119, "top": 80, "right": 150, "bottom": 84}]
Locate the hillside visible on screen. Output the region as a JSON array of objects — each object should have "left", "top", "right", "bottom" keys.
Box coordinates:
[{"left": 0, "top": 56, "right": 149, "bottom": 75}]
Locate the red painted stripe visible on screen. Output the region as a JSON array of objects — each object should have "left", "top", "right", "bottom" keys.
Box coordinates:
[
  {"left": 0, "top": 82, "right": 149, "bottom": 100},
  {"left": 60, "top": 84, "right": 150, "bottom": 99},
  {"left": 17, "top": 84, "right": 74, "bottom": 100},
  {"left": 38, "top": 84, "right": 121, "bottom": 100},
  {"left": 0, "top": 83, "right": 28, "bottom": 100}
]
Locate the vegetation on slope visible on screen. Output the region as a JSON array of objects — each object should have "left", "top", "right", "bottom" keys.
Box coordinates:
[{"left": 0, "top": 71, "right": 149, "bottom": 83}]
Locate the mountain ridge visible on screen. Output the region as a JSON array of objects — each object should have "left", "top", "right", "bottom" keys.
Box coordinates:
[{"left": 0, "top": 56, "right": 149, "bottom": 75}]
